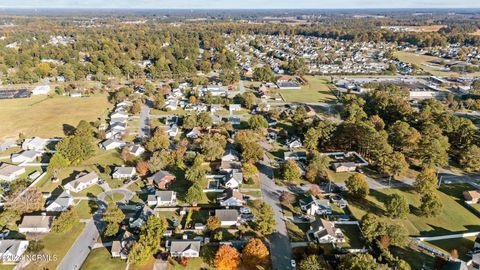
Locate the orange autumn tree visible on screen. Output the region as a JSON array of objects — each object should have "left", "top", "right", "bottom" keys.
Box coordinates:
[
  {"left": 136, "top": 161, "right": 149, "bottom": 176},
  {"left": 242, "top": 238, "right": 270, "bottom": 269},
  {"left": 214, "top": 245, "right": 241, "bottom": 270}
]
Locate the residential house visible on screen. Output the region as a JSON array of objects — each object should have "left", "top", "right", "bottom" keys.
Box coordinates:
[
  {"left": 219, "top": 160, "right": 242, "bottom": 173},
  {"left": 224, "top": 171, "right": 243, "bottom": 189},
  {"left": 331, "top": 162, "right": 357, "bottom": 173},
  {"left": 111, "top": 111, "right": 129, "bottom": 119},
  {"left": 0, "top": 240, "right": 29, "bottom": 262},
  {"left": 11, "top": 150, "right": 39, "bottom": 163},
  {"left": 99, "top": 139, "right": 126, "bottom": 150},
  {"left": 221, "top": 148, "right": 240, "bottom": 162},
  {"left": 300, "top": 195, "right": 332, "bottom": 216},
  {"left": 64, "top": 172, "right": 99, "bottom": 193},
  {"left": 228, "top": 116, "right": 241, "bottom": 125},
  {"left": 210, "top": 104, "right": 224, "bottom": 113},
  {"left": 18, "top": 214, "right": 55, "bottom": 233},
  {"left": 186, "top": 128, "right": 201, "bottom": 139},
  {"left": 148, "top": 191, "right": 177, "bottom": 207},
  {"left": 111, "top": 241, "right": 122, "bottom": 258},
  {"left": 0, "top": 163, "right": 26, "bottom": 182},
  {"left": 148, "top": 171, "right": 176, "bottom": 189},
  {"left": 128, "top": 144, "right": 145, "bottom": 157},
  {"left": 284, "top": 151, "right": 307, "bottom": 161},
  {"left": 112, "top": 167, "right": 136, "bottom": 179},
  {"left": 22, "top": 137, "right": 47, "bottom": 151},
  {"left": 166, "top": 125, "right": 179, "bottom": 137},
  {"left": 287, "top": 138, "right": 303, "bottom": 149},
  {"left": 169, "top": 240, "right": 201, "bottom": 258},
  {"left": 218, "top": 189, "right": 245, "bottom": 207},
  {"left": 229, "top": 104, "right": 242, "bottom": 113},
  {"left": 32, "top": 85, "right": 50, "bottom": 95},
  {"left": 45, "top": 190, "right": 74, "bottom": 212},
  {"left": 308, "top": 219, "right": 345, "bottom": 244},
  {"left": 129, "top": 205, "right": 154, "bottom": 229},
  {"left": 215, "top": 209, "right": 239, "bottom": 226},
  {"left": 112, "top": 230, "right": 136, "bottom": 260},
  {"left": 463, "top": 190, "right": 480, "bottom": 204}
]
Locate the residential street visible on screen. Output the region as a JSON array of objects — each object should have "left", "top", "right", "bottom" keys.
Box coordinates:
[
  {"left": 57, "top": 216, "right": 104, "bottom": 270},
  {"left": 139, "top": 102, "right": 151, "bottom": 139},
  {"left": 258, "top": 157, "right": 293, "bottom": 270}
]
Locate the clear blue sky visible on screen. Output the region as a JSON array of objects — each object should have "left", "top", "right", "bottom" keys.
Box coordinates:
[{"left": 1, "top": 0, "right": 480, "bottom": 9}]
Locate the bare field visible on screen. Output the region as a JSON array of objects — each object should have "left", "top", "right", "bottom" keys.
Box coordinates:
[{"left": 0, "top": 94, "right": 111, "bottom": 140}]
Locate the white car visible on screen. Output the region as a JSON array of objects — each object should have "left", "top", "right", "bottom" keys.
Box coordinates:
[{"left": 291, "top": 259, "right": 296, "bottom": 268}]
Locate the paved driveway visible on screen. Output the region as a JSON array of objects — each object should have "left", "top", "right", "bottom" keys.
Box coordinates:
[
  {"left": 258, "top": 157, "right": 293, "bottom": 270},
  {"left": 140, "top": 102, "right": 151, "bottom": 139}
]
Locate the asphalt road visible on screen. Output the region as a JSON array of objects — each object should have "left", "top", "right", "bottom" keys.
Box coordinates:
[
  {"left": 57, "top": 216, "right": 104, "bottom": 270},
  {"left": 140, "top": 102, "right": 151, "bottom": 139},
  {"left": 258, "top": 157, "right": 294, "bottom": 270}
]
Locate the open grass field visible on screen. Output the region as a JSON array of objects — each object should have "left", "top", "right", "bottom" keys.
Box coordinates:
[
  {"left": 425, "top": 236, "right": 476, "bottom": 262},
  {"left": 0, "top": 94, "right": 111, "bottom": 140},
  {"left": 395, "top": 51, "right": 480, "bottom": 77},
  {"left": 275, "top": 76, "right": 337, "bottom": 103},
  {"left": 348, "top": 187, "right": 480, "bottom": 237},
  {"left": 390, "top": 246, "right": 434, "bottom": 270},
  {"left": 81, "top": 247, "right": 127, "bottom": 270}
]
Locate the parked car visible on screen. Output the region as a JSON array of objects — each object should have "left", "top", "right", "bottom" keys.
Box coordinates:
[
  {"left": 291, "top": 259, "right": 296, "bottom": 268},
  {"left": 240, "top": 207, "right": 251, "bottom": 214}
]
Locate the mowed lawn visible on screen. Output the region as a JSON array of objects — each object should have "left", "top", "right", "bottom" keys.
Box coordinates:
[
  {"left": 395, "top": 51, "right": 480, "bottom": 77},
  {"left": 277, "top": 76, "right": 337, "bottom": 103},
  {"left": 81, "top": 247, "right": 127, "bottom": 270},
  {"left": 425, "top": 236, "right": 476, "bottom": 262},
  {"left": 0, "top": 94, "right": 111, "bottom": 140},
  {"left": 348, "top": 188, "right": 480, "bottom": 237}
]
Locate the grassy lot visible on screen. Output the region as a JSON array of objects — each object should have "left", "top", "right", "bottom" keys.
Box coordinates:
[
  {"left": 348, "top": 188, "right": 480, "bottom": 237},
  {"left": 25, "top": 222, "right": 85, "bottom": 270},
  {"left": 336, "top": 224, "right": 365, "bottom": 249},
  {"left": 274, "top": 76, "right": 337, "bottom": 103},
  {"left": 75, "top": 200, "right": 95, "bottom": 219},
  {"left": 0, "top": 94, "right": 111, "bottom": 140},
  {"left": 390, "top": 246, "right": 434, "bottom": 270},
  {"left": 72, "top": 185, "right": 105, "bottom": 198},
  {"left": 130, "top": 258, "right": 155, "bottom": 270},
  {"left": 0, "top": 265, "right": 15, "bottom": 270},
  {"left": 425, "top": 236, "right": 476, "bottom": 262},
  {"left": 81, "top": 247, "right": 126, "bottom": 270},
  {"left": 286, "top": 221, "right": 309, "bottom": 242},
  {"left": 105, "top": 193, "right": 125, "bottom": 203},
  {"left": 395, "top": 51, "right": 480, "bottom": 77},
  {"left": 327, "top": 170, "right": 355, "bottom": 184}
]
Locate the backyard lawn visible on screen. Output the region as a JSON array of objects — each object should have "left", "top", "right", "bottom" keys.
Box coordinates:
[
  {"left": 275, "top": 76, "right": 337, "bottom": 103},
  {"left": 0, "top": 94, "right": 111, "bottom": 140},
  {"left": 390, "top": 246, "right": 434, "bottom": 270},
  {"left": 348, "top": 188, "right": 480, "bottom": 236},
  {"left": 425, "top": 236, "right": 476, "bottom": 262},
  {"left": 336, "top": 224, "right": 365, "bottom": 249},
  {"left": 81, "top": 247, "right": 126, "bottom": 270}
]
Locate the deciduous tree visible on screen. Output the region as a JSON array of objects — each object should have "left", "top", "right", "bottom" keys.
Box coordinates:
[{"left": 214, "top": 245, "right": 241, "bottom": 270}]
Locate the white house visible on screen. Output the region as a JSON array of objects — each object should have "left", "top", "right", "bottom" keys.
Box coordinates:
[
  {"left": 186, "top": 128, "right": 201, "bottom": 139},
  {"left": 215, "top": 209, "right": 239, "bottom": 226},
  {"left": 300, "top": 195, "right": 332, "bottom": 216},
  {"left": 111, "top": 111, "right": 129, "bottom": 119},
  {"left": 0, "top": 163, "right": 26, "bottom": 182},
  {"left": 22, "top": 137, "right": 47, "bottom": 151},
  {"left": 32, "top": 85, "right": 51, "bottom": 95},
  {"left": 166, "top": 125, "right": 179, "bottom": 137},
  {"left": 224, "top": 172, "right": 243, "bottom": 189},
  {"left": 287, "top": 138, "right": 303, "bottom": 149},
  {"left": 11, "top": 150, "right": 40, "bottom": 163},
  {"left": 112, "top": 167, "right": 136, "bottom": 179},
  {"left": 128, "top": 144, "right": 145, "bottom": 157},
  {"left": 0, "top": 240, "right": 29, "bottom": 262},
  {"left": 64, "top": 172, "right": 99, "bottom": 193},
  {"left": 99, "top": 139, "right": 126, "bottom": 150},
  {"left": 229, "top": 104, "right": 242, "bottom": 112},
  {"left": 308, "top": 219, "right": 345, "bottom": 244},
  {"left": 169, "top": 240, "right": 201, "bottom": 258},
  {"left": 221, "top": 148, "right": 240, "bottom": 162},
  {"left": 18, "top": 214, "right": 55, "bottom": 233},
  {"left": 156, "top": 191, "right": 177, "bottom": 206},
  {"left": 218, "top": 189, "right": 245, "bottom": 207},
  {"left": 45, "top": 191, "right": 74, "bottom": 212}
]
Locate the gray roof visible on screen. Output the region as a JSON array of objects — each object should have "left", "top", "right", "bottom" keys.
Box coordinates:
[
  {"left": 170, "top": 240, "right": 201, "bottom": 254},
  {"left": 114, "top": 167, "right": 135, "bottom": 175},
  {"left": 215, "top": 209, "right": 239, "bottom": 222},
  {"left": 47, "top": 191, "right": 72, "bottom": 209},
  {"left": 0, "top": 240, "right": 28, "bottom": 256},
  {"left": 12, "top": 150, "right": 38, "bottom": 159},
  {"left": 67, "top": 172, "right": 98, "bottom": 189},
  {"left": 155, "top": 191, "right": 175, "bottom": 202},
  {"left": 19, "top": 215, "right": 54, "bottom": 229}
]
